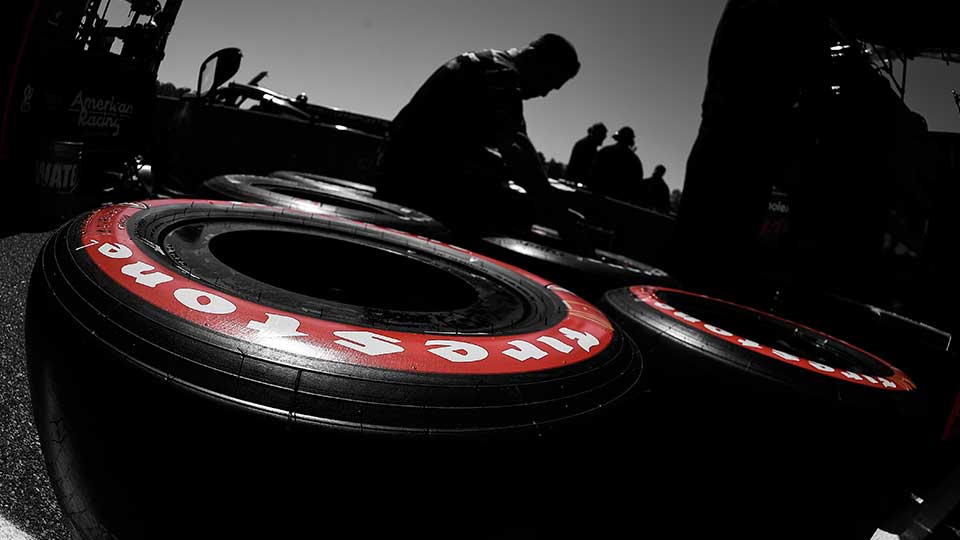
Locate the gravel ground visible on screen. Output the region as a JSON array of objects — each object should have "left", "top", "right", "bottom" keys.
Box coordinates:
[{"left": 0, "top": 227, "right": 70, "bottom": 540}]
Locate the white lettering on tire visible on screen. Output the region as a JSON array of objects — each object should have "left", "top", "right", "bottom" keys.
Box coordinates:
[
  {"left": 808, "top": 361, "right": 836, "bottom": 373},
  {"left": 536, "top": 336, "right": 574, "bottom": 353},
  {"left": 674, "top": 311, "right": 701, "bottom": 323},
  {"left": 247, "top": 314, "right": 308, "bottom": 339},
  {"left": 425, "top": 340, "right": 488, "bottom": 363},
  {"left": 333, "top": 331, "right": 404, "bottom": 356},
  {"left": 772, "top": 349, "right": 800, "bottom": 362},
  {"left": 502, "top": 340, "right": 549, "bottom": 362},
  {"left": 633, "top": 288, "right": 911, "bottom": 391},
  {"left": 704, "top": 324, "right": 734, "bottom": 337},
  {"left": 120, "top": 261, "right": 174, "bottom": 288},
  {"left": 98, "top": 242, "right": 133, "bottom": 259},
  {"left": 559, "top": 328, "right": 600, "bottom": 352},
  {"left": 75, "top": 239, "right": 100, "bottom": 251},
  {"left": 173, "top": 288, "right": 237, "bottom": 315},
  {"left": 840, "top": 371, "right": 863, "bottom": 381}
]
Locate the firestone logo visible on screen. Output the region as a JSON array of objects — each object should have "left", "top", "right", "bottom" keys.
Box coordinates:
[{"left": 69, "top": 91, "right": 134, "bottom": 136}]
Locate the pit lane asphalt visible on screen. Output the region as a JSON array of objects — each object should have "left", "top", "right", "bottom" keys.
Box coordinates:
[
  {"left": 0, "top": 184, "right": 101, "bottom": 540},
  {"left": 0, "top": 172, "right": 135, "bottom": 537},
  {"left": 0, "top": 225, "right": 69, "bottom": 540}
]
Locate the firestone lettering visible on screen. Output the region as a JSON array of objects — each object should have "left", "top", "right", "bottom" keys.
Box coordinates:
[
  {"left": 91, "top": 240, "right": 603, "bottom": 366},
  {"left": 248, "top": 314, "right": 308, "bottom": 339},
  {"left": 424, "top": 340, "right": 488, "bottom": 363},
  {"left": 536, "top": 336, "right": 573, "bottom": 353},
  {"left": 502, "top": 340, "right": 549, "bottom": 362},
  {"left": 173, "top": 289, "right": 236, "bottom": 315},
  {"left": 333, "top": 331, "right": 404, "bottom": 356},
  {"left": 120, "top": 261, "right": 174, "bottom": 288},
  {"left": 634, "top": 289, "right": 903, "bottom": 390},
  {"left": 98, "top": 242, "right": 133, "bottom": 259}
]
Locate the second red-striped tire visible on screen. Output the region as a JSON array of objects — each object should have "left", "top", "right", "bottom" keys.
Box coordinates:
[
  {"left": 26, "top": 200, "right": 644, "bottom": 539},
  {"left": 600, "top": 285, "right": 932, "bottom": 538},
  {"left": 601, "top": 286, "right": 922, "bottom": 416}
]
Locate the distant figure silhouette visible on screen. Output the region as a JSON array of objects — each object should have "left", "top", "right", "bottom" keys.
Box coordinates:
[
  {"left": 590, "top": 126, "right": 643, "bottom": 200},
  {"left": 639, "top": 164, "right": 670, "bottom": 214},
  {"left": 376, "top": 33, "right": 583, "bottom": 239},
  {"left": 565, "top": 122, "right": 607, "bottom": 185}
]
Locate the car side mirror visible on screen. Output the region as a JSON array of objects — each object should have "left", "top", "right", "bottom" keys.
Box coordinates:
[{"left": 196, "top": 47, "right": 242, "bottom": 98}]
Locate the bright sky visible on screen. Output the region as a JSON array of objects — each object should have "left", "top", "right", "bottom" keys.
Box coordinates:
[{"left": 146, "top": 0, "right": 960, "bottom": 193}]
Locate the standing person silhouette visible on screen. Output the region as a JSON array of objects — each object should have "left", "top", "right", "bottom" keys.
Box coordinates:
[
  {"left": 669, "top": 0, "right": 925, "bottom": 304},
  {"left": 565, "top": 122, "right": 607, "bottom": 186},
  {"left": 590, "top": 126, "right": 644, "bottom": 200},
  {"left": 376, "top": 33, "right": 586, "bottom": 242},
  {"left": 639, "top": 164, "right": 671, "bottom": 213}
]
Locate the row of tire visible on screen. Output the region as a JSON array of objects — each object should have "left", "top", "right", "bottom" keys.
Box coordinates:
[{"left": 24, "top": 171, "right": 950, "bottom": 539}]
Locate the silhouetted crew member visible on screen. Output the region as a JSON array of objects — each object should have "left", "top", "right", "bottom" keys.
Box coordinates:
[
  {"left": 376, "top": 34, "right": 582, "bottom": 237},
  {"left": 565, "top": 122, "right": 607, "bottom": 185},
  {"left": 640, "top": 164, "right": 671, "bottom": 213},
  {"left": 669, "top": 0, "right": 926, "bottom": 303},
  {"left": 590, "top": 126, "right": 643, "bottom": 200}
]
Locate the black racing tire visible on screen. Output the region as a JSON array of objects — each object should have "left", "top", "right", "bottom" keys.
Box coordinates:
[
  {"left": 601, "top": 285, "right": 932, "bottom": 537},
  {"left": 760, "top": 288, "right": 960, "bottom": 448},
  {"left": 601, "top": 285, "right": 927, "bottom": 440},
  {"left": 202, "top": 174, "right": 451, "bottom": 240},
  {"left": 26, "top": 199, "right": 644, "bottom": 540},
  {"left": 270, "top": 169, "right": 378, "bottom": 194},
  {"left": 468, "top": 236, "right": 680, "bottom": 304}
]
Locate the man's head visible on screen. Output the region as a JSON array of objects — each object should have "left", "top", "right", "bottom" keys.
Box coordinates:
[
  {"left": 612, "top": 126, "right": 635, "bottom": 147},
  {"left": 516, "top": 33, "right": 580, "bottom": 99},
  {"left": 653, "top": 164, "right": 666, "bottom": 178},
  {"left": 587, "top": 122, "right": 607, "bottom": 144}
]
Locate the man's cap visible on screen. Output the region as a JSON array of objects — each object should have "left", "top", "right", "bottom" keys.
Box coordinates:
[{"left": 613, "top": 126, "right": 635, "bottom": 142}]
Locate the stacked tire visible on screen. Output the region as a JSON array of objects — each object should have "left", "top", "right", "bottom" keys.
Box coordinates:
[
  {"left": 470, "top": 235, "right": 679, "bottom": 303},
  {"left": 26, "top": 200, "right": 645, "bottom": 539},
  {"left": 202, "top": 173, "right": 451, "bottom": 240},
  {"left": 270, "top": 169, "right": 378, "bottom": 194}
]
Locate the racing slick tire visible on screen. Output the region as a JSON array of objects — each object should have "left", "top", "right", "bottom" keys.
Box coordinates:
[
  {"left": 202, "top": 174, "right": 451, "bottom": 240},
  {"left": 600, "top": 285, "right": 931, "bottom": 539},
  {"left": 270, "top": 169, "right": 378, "bottom": 194},
  {"left": 745, "top": 286, "right": 959, "bottom": 444},
  {"left": 469, "top": 235, "right": 680, "bottom": 304},
  {"left": 599, "top": 286, "right": 925, "bottom": 442},
  {"left": 25, "top": 200, "right": 644, "bottom": 540}
]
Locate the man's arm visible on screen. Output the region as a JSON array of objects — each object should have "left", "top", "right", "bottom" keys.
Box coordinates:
[
  {"left": 500, "top": 130, "right": 550, "bottom": 197},
  {"left": 499, "top": 128, "right": 593, "bottom": 252},
  {"left": 485, "top": 67, "right": 592, "bottom": 251}
]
